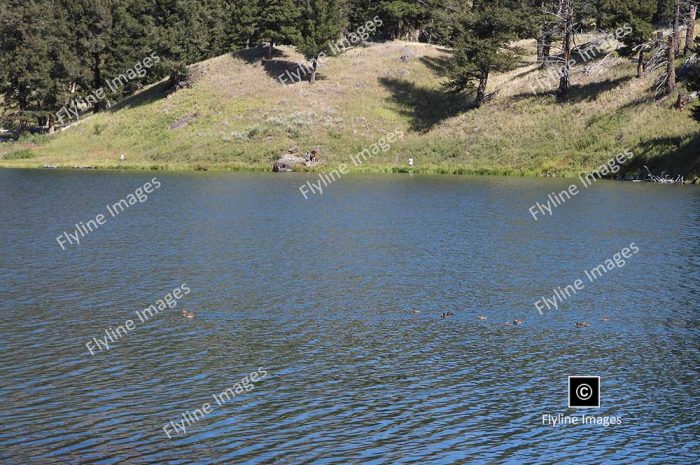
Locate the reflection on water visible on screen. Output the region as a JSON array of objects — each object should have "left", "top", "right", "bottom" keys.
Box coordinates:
[{"left": 0, "top": 169, "right": 698, "bottom": 464}]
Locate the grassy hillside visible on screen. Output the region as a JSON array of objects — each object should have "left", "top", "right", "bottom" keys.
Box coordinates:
[{"left": 1, "top": 39, "right": 699, "bottom": 176}]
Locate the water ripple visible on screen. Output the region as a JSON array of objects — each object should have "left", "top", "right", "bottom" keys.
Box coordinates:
[{"left": 0, "top": 171, "right": 697, "bottom": 464}]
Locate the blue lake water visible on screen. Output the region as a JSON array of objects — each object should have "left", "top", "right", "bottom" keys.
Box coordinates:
[{"left": 0, "top": 169, "right": 698, "bottom": 464}]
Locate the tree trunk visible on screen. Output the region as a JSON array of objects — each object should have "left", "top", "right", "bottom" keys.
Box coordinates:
[
  {"left": 475, "top": 71, "right": 489, "bottom": 108},
  {"left": 541, "top": 20, "right": 553, "bottom": 64},
  {"left": 667, "top": 36, "right": 676, "bottom": 93},
  {"left": 92, "top": 51, "right": 103, "bottom": 111},
  {"left": 66, "top": 81, "right": 77, "bottom": 107},
  {"left": 93, "top": 51, "right": 102, "bottom": 89},
  {"left": 676, "top": 92, "right": 686, "bottom": 109},
  {"left": 16, "top": 119, "right": 28, "bottom": 138},
  {"left": 18, "top": 89, "right": 27, "bottom": 114},
  {"left": 637, "top": 48, "right": 646, "bottom": 78},
  {"left": 557, "top": 0, "right": 573, "bottom": 99},
  {"left": 673, "top": 0, "right": 680, "bottom": 56},
  {"left": 595, "top": 0, "right": 604, "bottom": 28},
  {"left": 405, "top": 28, "right": 419, "bottom": 42},
  {"left": 656, "top": 30, "right": 664, "bottom": 48},
  {"left": 265, "top": 40, "right": 274, "bottom": 60},
  {"left": 536, "top": 7, "right": 546, "bottom": 63},
  {"left": 685, "top": 5, "right": 697, "bottom": 55},
  {"left": 542, "top": 35, "right": 551, "bottom": 63},
  {"left": 309, "top": 60, "right": 317, "bottom": 84},
  {"left": 537, "top": 20, "right": 553, "bottom": 64}
]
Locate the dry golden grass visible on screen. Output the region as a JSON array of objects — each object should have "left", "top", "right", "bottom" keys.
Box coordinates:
[{"left": 1, "top": 39, "right": 698, "bottom": 176}]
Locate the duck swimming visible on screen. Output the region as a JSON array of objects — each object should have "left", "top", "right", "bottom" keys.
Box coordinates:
[
  {"left": 575, "top": 322, "right": 589, "bottom": 328},
  {"left": 441, "top": 312, "right": 454, "bottom": 319},
  {"left": 477, "top": 315, "right": 487, "bottom": 320},
  {"left": 512, "top": 319, "right": 524, "bottom": 325},
  {"left": 182, "top": 310, "right": 194, "bottom": 319}
]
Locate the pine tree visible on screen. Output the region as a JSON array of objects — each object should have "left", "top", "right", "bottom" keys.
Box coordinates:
[
  {"left": 600, "top": 0, "right": 655, "bottom": 77},
  {"left": 63, "top": 0, "right": 151, "bottom": 108},
  {"left": 105, "top": 0, "right": 152, "bottom": 97},
  {"left": 347, "top": 0, "right": 376, "bottom": 31},
  {"left": 653, "top": 0, "right": 674, "bottom": 25},
  {"left": 377, "top": 1, "right": 423, "bottom": 40},
  {"left": 556, "top": 0, "right": 574, "bottom": 98},
  {"left": 203, "top": 0, "right": 232, "bottom": 56},
  {"left": 229, "top": 0, "right": 261, "bottom": 48},
  {"left": 45, "top": 4, "right": 81, "bottom": 128},
  {"left": 63, "top": 0, "right": 115, "bottom": 107},
  {"left": 144, "top": 0, "right": 216, "bottom": 86},
  {"left": 1, "top": 0, "right": 691, "bottom": 123},
  {"left": 258, "top": 0, "right": 300, "bottom": 59},
  {"left": 530, "top": 0, "right": 558, "bottom": 64},
  {"left": 445, "top": 0, "right": 525, "bottom": 108},
  {"left": 424, "top": 0, "right": 464, "bottom": 45},
  {"left": 297, "top": 0, "right": 346, "bottom": 83},
  {"left": 0, "top": 0, "right": 74, "bottom": 131}
]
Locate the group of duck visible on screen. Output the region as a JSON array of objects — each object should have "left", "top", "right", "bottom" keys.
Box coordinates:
[
  {"left": 180, "top": 309, "right": 607, "bottom": 327},
  {"left": 425, "top": 310, "right": 609, "bottom": 328}
]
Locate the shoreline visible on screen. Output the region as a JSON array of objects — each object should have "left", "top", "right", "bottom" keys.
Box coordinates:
[
  {"left": 0, "top": 160, "right": 547, "bottom": 177},
  {"left": 1, "top": 162, "right": 697, "bottom": 184},
  {"left": 1, "top": 40, "right": 698, "bottom": 183},
  {"left": 0, "top": 162, "right": 594, "bottom": 179}
]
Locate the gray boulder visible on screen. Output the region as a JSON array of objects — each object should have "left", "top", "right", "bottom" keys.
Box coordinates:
[{"left": 273, "top": 154, "right": 308, "bottom": 172}]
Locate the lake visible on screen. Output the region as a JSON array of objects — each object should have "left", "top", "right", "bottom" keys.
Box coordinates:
[{"left": 0, "top": 168, "right": 698, "bottom": 464}]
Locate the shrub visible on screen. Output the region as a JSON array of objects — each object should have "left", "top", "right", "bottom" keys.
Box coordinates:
[{"left": 3, "top": 149, "right": 35, "bottom": 159}]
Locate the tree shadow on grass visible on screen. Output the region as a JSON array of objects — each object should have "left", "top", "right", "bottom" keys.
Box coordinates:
[
  {"left": 109, "top": 79, "right": 172, "bottom": 112},
  {"left": 266, "top": 60, "right": 331, "bottom": 84},
  {"left": 565, "top": 75, "right": 633, "bottom": 103},
  {"left": 234, "top": 45, "right": 284, "bottom": 64},
  {"left": 420, "top": 54, "right": 539, "bottom": 81},
  {"left": 617, "top": 91, "right": 658, "bottom": 112},
  {"left": 419, "top": 55, "right": 452, "bottom": 77},
  {"left": 234, "top": 46, "right": 321, "bottom": 84},
  {"left": 263, "top": 59, "right": 311, "bottom": 84},
  {"left": 105, "top": 46, "right": 309, "bottom": 114},
  {"left": 379, "top": 77, "right": 474, "bottom": 132},
  {"left": 691, "top": 105, "right": 700, "bottom": 122},
  {"left": 630, "top": 132, "right": 700, "bottom": 176},
  {"left": 507, "top": 65, "right": 541, "bottom": 81},
  {"left": 510, "top": 75, "right": 633, "bottom": 103}
]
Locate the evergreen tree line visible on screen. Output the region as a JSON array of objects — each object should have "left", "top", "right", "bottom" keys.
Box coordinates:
[{"left": 0, "top": 0, "right": 692, "bottom": 130}]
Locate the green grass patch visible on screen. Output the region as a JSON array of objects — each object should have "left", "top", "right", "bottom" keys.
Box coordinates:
[
  {"left": 2, "top": 41, "right": 698, "bottom": 177},
  {"left": 3, "top": 149, "right": 35, "bottom": 159}
]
